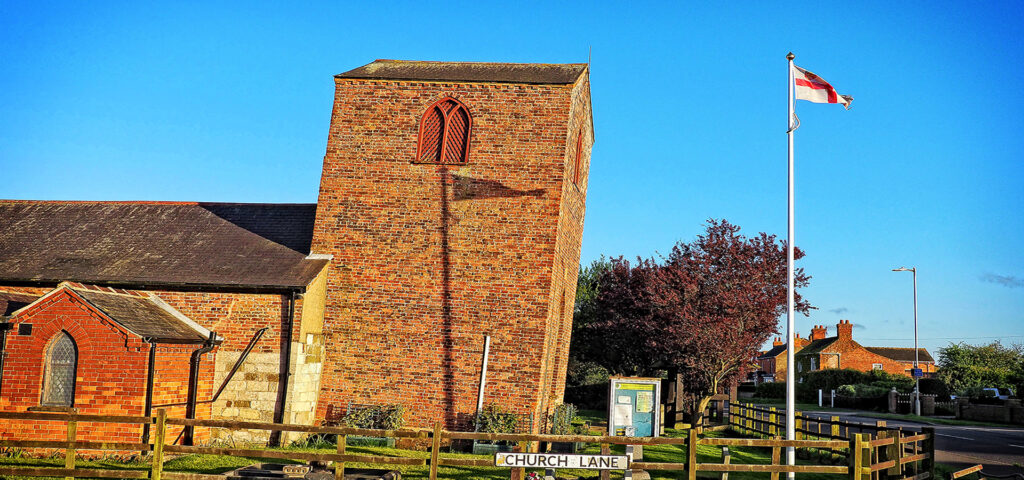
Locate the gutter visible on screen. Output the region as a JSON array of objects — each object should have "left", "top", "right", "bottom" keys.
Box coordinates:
[
  {"left": 268, "top": 290, "right": 297, "bottom": 447},
  {"left": 0, "top": 278, "right": 311, "bottom": 295}
]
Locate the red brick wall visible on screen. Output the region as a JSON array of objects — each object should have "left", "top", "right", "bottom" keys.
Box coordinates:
[
  {"left": 0, "top": 289, "right": 149, "bottom": 443},
  {"left": 311, "top": 74, "right": 592, "bottom": 430},
  {"left": 150, "top": 343, "right": 216, "bottom": 443},
  {"left": 0, "top": 285, "right": 295, "bottom": 444}
]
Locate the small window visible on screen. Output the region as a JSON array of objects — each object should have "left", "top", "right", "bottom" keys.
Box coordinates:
[
  {"left": 872, "top": 363, "right": 883, "bottom": 371},
  {"left": 797, "top": 362, "right": 803, "bottom": 372},
  {"left": 573, "top": 129, "right": 584, "bottom": 185},
  {"left": 810, "top": 358, "right": 818, "bottom": 371},
  {"left": 416, "top": 97, "right": 471, "bottom": 164},
  {"left": 42, "top": 332, "right": 77, "bottom": 407}
]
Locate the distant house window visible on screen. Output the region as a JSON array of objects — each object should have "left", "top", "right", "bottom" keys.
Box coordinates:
[
  {"left": 797, "top": 362, "right": 803, "bottom": 372},
  {"left": 416, "top": 97, "right": 471, "bottom": 164},
  {"left": 42, "top": 332, "right": 77, "bottom": 407},
  {"left": 573, "top": 129, "right": 584, "bottom": 185},
  {"left": 810, "top": 358, "right": 818, "bottom": 371},
  {"left": 872, "top": 363, "right": 883, "bottom": 371}
]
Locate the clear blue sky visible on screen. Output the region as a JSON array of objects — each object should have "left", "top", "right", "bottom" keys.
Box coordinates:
[{"left": 3, "top": 1, "right": 1021, "bottom": 358}]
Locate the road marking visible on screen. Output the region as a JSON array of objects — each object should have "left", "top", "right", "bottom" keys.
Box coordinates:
[
  {"left": 936, "top": 433, "right": 973, "bottom": 441},
  {"left": 1010, "top": 444, "right": 1024, "bottom": 449}
]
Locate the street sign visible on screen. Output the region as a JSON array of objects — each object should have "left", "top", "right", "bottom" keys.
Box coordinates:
[
  {"left": 911, "top": 368, "right": 923, "bottom": 378},
  {"left": 494, "top": 453, "right": 629, "bottom": 470}
]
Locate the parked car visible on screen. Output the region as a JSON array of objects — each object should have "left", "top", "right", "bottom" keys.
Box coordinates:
[{"left": 982, "top": 387, "right": 1014, "bottom": 400}]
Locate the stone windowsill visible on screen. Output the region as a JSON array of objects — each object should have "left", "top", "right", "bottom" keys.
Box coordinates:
[{"left": 27, "top": 405, "right": 78, "bottom": 413}]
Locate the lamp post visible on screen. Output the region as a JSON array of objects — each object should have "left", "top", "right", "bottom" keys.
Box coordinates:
[{"left": 892, "top": 266, "right": 920, "bottom": 416}]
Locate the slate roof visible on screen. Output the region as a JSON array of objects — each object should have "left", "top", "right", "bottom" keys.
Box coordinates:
[
  {"left": 0, "top": 291, "right": 39, "bottom": 316},
  {"left": 795, "top": 337, "right": 839, "bottom": 355},
  {"left": 68, "top": 286, "right": 211, "bottom": 344},
  {"left": 338, "top": 60, "right": 588, "bottom": 85},
  {"left": 758, "top": 344, "right": 787, "bottom": 359},
  {"left": 866, "top": 347, "right": 935, "bottom": 363},
  {"left": 0, "top": 201, "right": 328, "bottom": 290}
]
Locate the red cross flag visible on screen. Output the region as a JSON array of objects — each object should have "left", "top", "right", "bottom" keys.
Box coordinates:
[{"left": 793, "top": 65, "right": 853, "bottom": 109}]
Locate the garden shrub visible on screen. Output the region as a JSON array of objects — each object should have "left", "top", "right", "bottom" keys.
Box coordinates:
[
  {"left": 341, "top": 404, "right": 405, "bottom": 430},
  {"left": 476, "top": 403, "right": 520, "bottom": 433},
  {"left": 754, "top": 381, "right": 786, "bottom": 399},
  {"left": 548, "top": 403, "right": 591, "bottom": 435}
]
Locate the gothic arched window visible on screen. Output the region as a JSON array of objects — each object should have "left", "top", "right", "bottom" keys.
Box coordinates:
[
  {"left": 42, "top": 332, "right": 77, "bottom": 407},
  {"left": 573, "top": 129, "right": 584, "bottom": 185},
  {"left": 416, "top": 97, "right": 471, "bottom": 164}
]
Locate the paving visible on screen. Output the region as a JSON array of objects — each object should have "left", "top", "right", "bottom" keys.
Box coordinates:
[{"left": 805, "top": 411, "right": 1024, "bottom": 477}]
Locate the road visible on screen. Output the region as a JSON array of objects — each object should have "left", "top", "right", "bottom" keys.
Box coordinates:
[{"left": 805, "top": 411, "right": 1024, "bottom": 477}]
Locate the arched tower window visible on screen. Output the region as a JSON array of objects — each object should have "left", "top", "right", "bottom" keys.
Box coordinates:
[
  {"left": 42, "top": 332, "right": 77, "bottom": 407},
  {"left": 416, "top": 97, "right": 471, "bottom": 164},
  {"left": 573, "top": 129, "right": 584, "bottom": 185}
]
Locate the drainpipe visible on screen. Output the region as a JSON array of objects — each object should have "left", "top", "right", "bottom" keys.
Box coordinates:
[
  {"left": 0, "top": 321, "right": 11, "bottom": 397},
  {"left": 183, "top": 332, "right": 217, "bottom": 446},
  {"left": 268, "top": 291, "right": 297, "bottom": 447},
  {"left": 141, "top": 341, "right": 157, "bottom": 445}
]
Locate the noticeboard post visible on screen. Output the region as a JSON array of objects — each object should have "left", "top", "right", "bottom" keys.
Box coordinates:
[{"left": 608, "top": 376, "right": 661, "bottom": 438}]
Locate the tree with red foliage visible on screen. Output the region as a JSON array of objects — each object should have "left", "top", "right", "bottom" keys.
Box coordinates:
[{"left": 574, "top": 219, "right": 811, "bottom": 424}]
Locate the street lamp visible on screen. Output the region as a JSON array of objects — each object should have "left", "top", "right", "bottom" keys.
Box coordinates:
[{"left": 892, "top": 266, "right": 920, "bottom": 416}]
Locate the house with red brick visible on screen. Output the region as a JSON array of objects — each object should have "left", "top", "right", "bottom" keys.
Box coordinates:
[
  {"left": 0, "top": 59, "right": 593, "bottom": 443},
  {"left": 755, "top": 334, "right": 809, "bottom": 382},
  {"left": 794, "top": 320, "right": 935, "bottom": 380}
]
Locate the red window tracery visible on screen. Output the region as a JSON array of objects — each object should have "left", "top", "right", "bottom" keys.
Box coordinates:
[{"left": 416, "top": 97, "right": 471, "bottom": 164}]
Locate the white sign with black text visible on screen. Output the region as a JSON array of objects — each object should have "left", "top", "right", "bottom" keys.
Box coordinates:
[{"left": 494, "top": 452, "right": 629, "bottom": 470}]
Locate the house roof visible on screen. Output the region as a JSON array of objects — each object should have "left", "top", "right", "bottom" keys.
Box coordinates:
[
  {"left": 0, "top": 201, "right": 328, "bottom": 290},
  {"left": 866, "top": 347, "right": 935, "bottom": 363},
  {"left": 796, "top": 337, "right": 839, "bottom": 355},
  {"left": 337, "top": 60, "right": 589, "bottom": 85},
  {"left": 758, "top": 344, "right": 788, "bottom": 359},
  {"left": 0, "top": 291, "right": 39, "bottom": 316}
]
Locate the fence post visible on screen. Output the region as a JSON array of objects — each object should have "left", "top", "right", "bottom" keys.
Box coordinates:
[
  {"left": 599, "top": 443, "right": 611, "bottom": 480},
  {"left": 429, "top": 422, "right": 441, "bottom": 480},
  {"left": 335, "top": 434, "right": 346, "bottom": 480},
  {"left": 849, "top": 433, "right": 863, "bottom": 480},
  {"left": 875, "top": 430, "right": 889, "bottom": 480},
  {"left": 921, "top": 427, "right": 935, "bottom": 480},
  {"left": 151, "top": 409, "right": 167, "bottom": 480},
  {"left": 719, "top": 446, "right": 730, "bottom": 480},
  {"left": 831, "top": 416, "right": 840, "bottom": 439},
  {"left": 687, "top": 427, "right": 698, "bottom": 480},
  {"left": 510, "top": 443, "right": 524, "bottom": 480},
  {"left": 770, "top": 446, "right": 780, "bottom": 480},
  {"left": 65, "top": 418, "right": 77, "bottom": 480},
  {"left": 769, "top": 407, "right": 777, "bottom": 437}
]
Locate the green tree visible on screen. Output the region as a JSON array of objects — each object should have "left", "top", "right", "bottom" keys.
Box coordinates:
[{"left": 937, "top": 341, "right": 1024, "bottom": 395}]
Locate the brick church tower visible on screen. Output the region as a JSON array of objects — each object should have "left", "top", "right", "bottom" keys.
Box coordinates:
[{"left": 311, "top": 60, "right": 593, "bottom": 429}]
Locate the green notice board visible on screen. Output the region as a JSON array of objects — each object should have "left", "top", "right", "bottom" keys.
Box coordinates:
[{"left": 607, "top": 377, "right": 661, "bottom": 438}]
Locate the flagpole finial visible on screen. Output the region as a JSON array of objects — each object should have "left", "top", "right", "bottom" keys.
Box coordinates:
[{"left": 787, "top": 52, "right": 795, "bottom": 61}]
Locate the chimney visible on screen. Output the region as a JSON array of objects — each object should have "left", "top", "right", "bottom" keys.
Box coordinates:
[
  {"left": 836, "top": 319, "right": 853, "bottom": 340},
  {"left": 794, "top": 333, "right": 808, "bottom": 349},
  {"left": 773, "top": 337, "right": 783, "bottom": 347},
  {"left": 810, "top": 324, "right": 828, "bottom": 340}
]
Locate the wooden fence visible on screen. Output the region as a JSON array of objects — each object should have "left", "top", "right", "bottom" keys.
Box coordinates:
[
  {"left": 729, "top": 402, "right": 935, "bottom": 480},
  {"left": 0, "top": 407, "right": 935, "bottom": 480}
]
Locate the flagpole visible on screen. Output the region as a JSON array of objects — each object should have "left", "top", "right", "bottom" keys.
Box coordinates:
[{"left": 785, "top": 51, "right": 796, "bottom": 479}]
